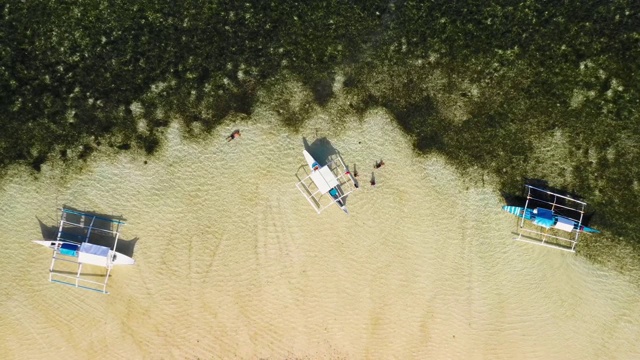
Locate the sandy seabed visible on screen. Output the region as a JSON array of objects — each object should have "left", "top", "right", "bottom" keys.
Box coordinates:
[{"left": 0, "top": 112, "right": 639, "bottom": 359}]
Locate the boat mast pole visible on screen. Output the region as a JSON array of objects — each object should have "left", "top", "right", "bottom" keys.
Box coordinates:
[
  {"left": 84, "top": 215, "right": 96, "bottom": 243},
  {"left": 520, "top": 186, "right": 532, "bottom": 229},
  {"left": 573, "top": 203, "right": 585, "bottom": 251}
]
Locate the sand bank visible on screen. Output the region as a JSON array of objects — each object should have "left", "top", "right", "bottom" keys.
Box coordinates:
[{"left": 0, "top": 113, "right": 639, "bottom": 359}]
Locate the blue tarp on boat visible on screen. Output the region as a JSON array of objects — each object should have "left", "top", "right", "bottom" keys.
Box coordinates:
[
  {"left": 532, "top": 208, "right": 555, "bottom": 228},
  {"left": 59, "top": 243, "right": 79, "bottom": 257}
]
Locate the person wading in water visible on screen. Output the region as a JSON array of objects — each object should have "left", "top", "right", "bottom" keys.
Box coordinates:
[{"left": 227, "top": 129, "right": 241, "bottom": 141}]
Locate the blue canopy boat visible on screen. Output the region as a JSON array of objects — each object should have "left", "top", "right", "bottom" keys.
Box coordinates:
[
  {"left": 505, "top": 185, "right": 599, "bottom": 252},
  {"left": 503, "top": 206, "right": 600, "bottom": 233}
]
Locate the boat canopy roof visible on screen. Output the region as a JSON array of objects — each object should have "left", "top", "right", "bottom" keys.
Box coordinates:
[
  {"left": 78, "top": 243, "right": 111, "bottom": 267},
  {"left": 511, "top": 185, "right": 591, "bottom": 252},
  {"left": 309, "top": 166, "right": 339, "bottom": 194}
]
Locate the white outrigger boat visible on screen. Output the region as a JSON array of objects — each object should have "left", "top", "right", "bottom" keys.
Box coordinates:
[
  {"left": 33, "top": 208, "right": 134, "bottom": 294},
  {"left": 296, "top": 149, "right": 358, "bottom": 214}
]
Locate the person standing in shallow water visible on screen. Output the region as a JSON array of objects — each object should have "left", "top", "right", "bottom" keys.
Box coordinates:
[{"left": 227, "top": 129, "right": 241, "bottom": 141}]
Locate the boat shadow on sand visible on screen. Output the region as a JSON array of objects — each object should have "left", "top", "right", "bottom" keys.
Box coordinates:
[
  {"left": 302, "top": 136, "right": 338, "bottom": 167},
  {"left": 36, "top": 206, "right": 139, "bottom": 259}
]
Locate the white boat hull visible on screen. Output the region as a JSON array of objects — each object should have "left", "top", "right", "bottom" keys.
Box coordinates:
[
  {"left": 303, "top": 149, "right": 319, "bottom": 170},
  {"left": 33, "top": 240, "right": 135, "bottom": 265}
]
